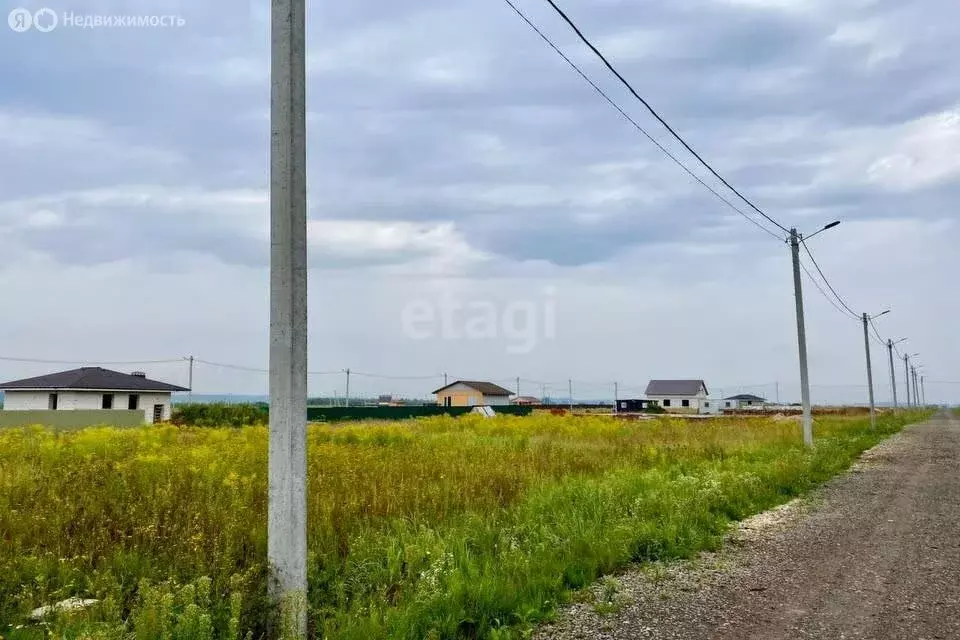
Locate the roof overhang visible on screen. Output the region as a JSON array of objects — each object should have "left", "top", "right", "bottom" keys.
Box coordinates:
[
  {"left": 646, "top": 393, "right": 702, "bottom": 396},
  {"left": 0, "top": 388, "right": 182, "bottom": 393},
  {"left": 432, "top": 382, "right": 512, "bottom": 395}
]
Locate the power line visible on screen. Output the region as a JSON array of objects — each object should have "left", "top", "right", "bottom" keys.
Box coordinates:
[
  {"left": 498, "top": 0, "right": 785, "bottom": 242},
  {"left": 193, "top": 358, "right": 339, "bottom": 376},
  {"left": 868, "top": 317, "right": 888, "bottom": 349},
  {"left": 799, "top": 261, "right": 859, "bottom": 322},
  {"left": 193, "top": 358, "right": 267, "bottom": 373},
  {"left": 539, "top": 0, "right": 790, "bottom": 236},
  {"left": 800, "top": 240, "right": 861, "bottom": 320},
  {"left": 351, "top": 371, "right": 443, "bottom": 380}
]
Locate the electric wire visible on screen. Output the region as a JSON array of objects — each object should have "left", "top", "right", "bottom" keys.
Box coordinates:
[
  {"left": 193, "top": 358, "right": 339, "bottom": 376},
  {"left": 351, "top": 371, "right": 445, "bottom": 380},
  {"left": 503, "top": 0, "right": 919, "bottom": 365},
  {"left": 192, "top": 359, "right": 267, "bottom": 373},
  {"left": 509, "top": 0, "right": 914, "bottom": 385},
  {"left": 868, "top": 317, "right": 888, "bottom": 349},
  {"left": 800, "top": 240, "right": 861, "bottom": 320},
  {"left": 498, "top": 0, "right": 785, "bottom": 242},
  {"left": 799, "top": 261, "right": 859, "bottom": 322},
  {"left": 539, "top": 0, "right": 790, "bottom": 235}
]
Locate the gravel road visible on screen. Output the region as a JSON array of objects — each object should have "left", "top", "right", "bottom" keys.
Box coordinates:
[{"left": 536, "top": 410, "right": 960, "bottom": 640}]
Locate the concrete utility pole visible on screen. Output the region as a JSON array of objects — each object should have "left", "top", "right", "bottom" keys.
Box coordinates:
[
  {"left": 516, "top": 376, "right": 520, "bottom": 397},
  {"left": 614, "top": 381, "right": 619, "bottom": 414},
  {"left": 912, "top": 367, "right": 920, "bottom": 407},
  {"left": 789, "top": 228, "right": 814, "bottom": 447},
  {"left": 887, "top": 340, "right": 898, "bottom": 409},
  {"left": 913, "top": 367, "right": 923, "bottom": 407},
  {"left": 443, "top": 372, "right": 448, "bottom": 386},
  {"left": 861, "top": 313, "right": 877, "bottom": 431},
  {"left": 568, "top": 379, "right": 573, "bottom": 411},
  {"left": 187, "top": 355, "right": 194, "bottom": 401},
  {"left": 268, "top": 0, "right": 308, "bottom": 634},
  {"left": 908, "top": 357, "right": 916, "bottom": 407},
  {"left": 921, "top": 375, "right": 926, "bottom": 406},
  {"left": 344, "top": 369, "right": 351, "bottom": 408},
  {"left": 775, "top": 381, "right": 780, "bottom": 405},
  {"left": 903, "top": 355, "right": 912, "bottom": 407}
]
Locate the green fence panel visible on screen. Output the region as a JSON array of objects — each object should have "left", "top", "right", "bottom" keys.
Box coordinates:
[
  {"left": 306, "top": 405, "right": 533, "bottom": 422},
  {"left": 0, "top": 410, "right": 146, "bottom": 430}
]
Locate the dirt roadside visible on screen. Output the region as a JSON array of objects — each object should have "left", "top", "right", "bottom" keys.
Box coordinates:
[{"left": 536, "top": 410, "right": 960, "bottom": 640}]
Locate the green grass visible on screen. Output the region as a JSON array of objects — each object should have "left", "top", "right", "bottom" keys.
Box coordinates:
[
  {"left": 171, "top": 403, "right": 269, "bottom": 428},
  {"left": 0, "top": 410, "right": 931, "bottom": 639}
]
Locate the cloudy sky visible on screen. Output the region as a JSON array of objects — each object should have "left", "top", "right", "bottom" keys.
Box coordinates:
[{"left": 1, "top": 0, "right": 957, "bottom": 404}]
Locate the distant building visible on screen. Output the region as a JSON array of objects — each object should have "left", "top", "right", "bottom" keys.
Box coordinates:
[
  {"left": 722, "top": 394, "right": 768, "bottom": 410},
  {"left": 645, "top": 379, "right": 709, "bottom": 415},
  {"left": 616, "top": 399, "right": 657, "bottom": 412},
  {"left": 432, "top": 381, "right": 513, "bottom": 407},
  {"left": 511, "top": 396, "right": 541, "bottom": 406},
  {"left": 0, "top": 367, "right": 189, "bottom": 423},
  {"left": 700, "top": 398, "right": 723, "bottom": 415}
]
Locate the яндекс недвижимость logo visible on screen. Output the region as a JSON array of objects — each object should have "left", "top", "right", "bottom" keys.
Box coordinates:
[
  {"left": 8, "top": 7, "right": 58, "bottom": 32},
  {"left": 8, "top": 8, "right": 185, "bottom": 32}
]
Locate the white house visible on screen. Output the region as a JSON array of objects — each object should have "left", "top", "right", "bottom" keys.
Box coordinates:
[
  {"left": 645, "top": 379, "right": 710, "bottom": 415},
  {"left": 722, "top": 394, "right": 768, "bottom": 411},
  {"left": 0, "top": 367, "right": 189, "bottom": 424}
]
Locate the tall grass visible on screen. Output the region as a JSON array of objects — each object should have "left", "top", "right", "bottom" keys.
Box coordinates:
[
  {"left": 0, "top": 411, "right": 929, "bottom": 638},
  {"left": 171, "top": 403, "right": 269, "bottom": 428}
]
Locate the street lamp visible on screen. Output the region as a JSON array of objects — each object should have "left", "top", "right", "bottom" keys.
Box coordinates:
[
  {"left": 789, "top": 220, "right": 841, "bottom": 447},
  {"left": 803, "top": 220, "right": 841, "bottom": 242}
]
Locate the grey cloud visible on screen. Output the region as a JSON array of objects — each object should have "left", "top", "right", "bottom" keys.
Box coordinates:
[{"left": 1, "top": 0, "right": 959, "bottom": 272}]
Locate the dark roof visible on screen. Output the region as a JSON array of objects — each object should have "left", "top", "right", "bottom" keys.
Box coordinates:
[
  {"left": 645, "top": 379, "right": 708, "bottom": 396},
  {"left": 724, "top": 394, "right": 767, "bottom": 402},
  {"left": 0, "top": 367, "right": 189, "bottom": 392},
  {"left": 432, "top": 380, "right": 514, "bottom": 396}
]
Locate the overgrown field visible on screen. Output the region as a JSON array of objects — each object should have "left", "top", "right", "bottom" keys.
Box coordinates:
[{"left": 0, "top": 411, "right": 929, "bottom": 639}]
